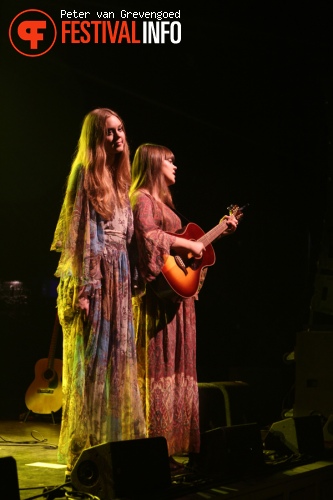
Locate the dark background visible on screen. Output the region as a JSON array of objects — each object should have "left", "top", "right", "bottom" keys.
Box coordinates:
[{"left": 1, "top": 1, "right": 333, "bottom": 426}]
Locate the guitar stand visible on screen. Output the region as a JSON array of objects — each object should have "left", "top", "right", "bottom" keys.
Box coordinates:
[{"left": 23, "top": 410, "right": 57, "bottom": 425}]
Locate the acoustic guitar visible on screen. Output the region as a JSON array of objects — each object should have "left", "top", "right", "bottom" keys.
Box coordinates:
[
  {"left": 151, "top": 204, "right": 246, "bottom": 301},
  {"left": 25, "top": 312, "right": 63, "bottom": 414}
]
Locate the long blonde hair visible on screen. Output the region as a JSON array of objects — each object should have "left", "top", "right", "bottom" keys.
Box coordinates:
[
  {"left": 130, "top": 143, "right": 175, "bottom": 208},
  {"left": 67, "top": 108, "right": 131, "bottom": 219}
]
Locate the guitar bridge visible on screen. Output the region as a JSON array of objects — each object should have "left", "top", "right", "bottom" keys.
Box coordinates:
[
  {"left": 175, "top": 255, "right": 188, "bottom": 275},
  {"left": 37, "top": 389, "right": 55, "bottom": 394}
]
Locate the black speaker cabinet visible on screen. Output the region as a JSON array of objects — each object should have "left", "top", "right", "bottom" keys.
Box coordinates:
[
  {"left": 265, "top": 415, "right": 325, "bottom": 459},
  {"left": 0, "top": 456, "right": 20, "bottom": 500},
  {"left": 190, "top": 423, "right": 265, "bottom": 482},
  {"left": 294, "top": 330, "right": 333, "bottom": 419},
  {"left": 71, "top": 436, "right": 171, "bottom": 500}
]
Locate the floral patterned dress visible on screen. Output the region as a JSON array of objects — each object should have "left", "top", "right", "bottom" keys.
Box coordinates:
[
  {"left": 51, "top": 169, "right": 146, "bottom": 471},
  {"left": 131, "top": 191, "right": 200, "bottom": 457}
]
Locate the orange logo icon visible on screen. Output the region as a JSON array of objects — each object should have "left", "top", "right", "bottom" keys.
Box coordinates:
[{"left": 9, "top": 9, "right": 57, "bottom": 57}]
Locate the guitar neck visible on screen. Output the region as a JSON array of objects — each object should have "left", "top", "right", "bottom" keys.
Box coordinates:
[{"left": 198, "top": 219, "right": 229, "bottom": 247}]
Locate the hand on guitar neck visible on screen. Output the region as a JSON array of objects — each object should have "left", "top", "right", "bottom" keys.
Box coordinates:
[{"left": 219, "top": 208, "right": 241, "bottom": 236}]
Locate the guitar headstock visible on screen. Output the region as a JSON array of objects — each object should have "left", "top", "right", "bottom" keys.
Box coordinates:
[{"left": 227, "top": 203, "right": 248, "bottom": 221}]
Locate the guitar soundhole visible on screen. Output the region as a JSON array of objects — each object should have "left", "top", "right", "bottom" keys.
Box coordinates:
[
  {"left": 43, "top": 369, "right": 60, "bottom": 389},
  {"left": 44, "top": 369, "right": 55, "bottom": 381},
  {"left": 190, "top": 260, "right": 201, "bottom": 270}
]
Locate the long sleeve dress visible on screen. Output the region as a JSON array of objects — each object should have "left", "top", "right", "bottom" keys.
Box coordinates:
[
  {"left": 51, "top": 169, "right": 146, "bottom": 471},
  {"left": 131, "top": 191, "right": 200, "bottom": 457}
]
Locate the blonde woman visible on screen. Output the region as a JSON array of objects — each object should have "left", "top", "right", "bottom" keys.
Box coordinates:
[{"left": 51, "top": 108, "right": 146, "bottom": 478}]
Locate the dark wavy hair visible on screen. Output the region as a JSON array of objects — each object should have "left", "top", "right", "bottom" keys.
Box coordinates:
[{"left": 130, "top": 143, "right": 175, "bottom": 208}]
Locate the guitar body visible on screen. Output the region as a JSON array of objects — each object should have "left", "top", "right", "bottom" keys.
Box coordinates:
[
  {"left": 150, "top": 205, "right": 246, "bottom": 301},
  {"left": 25, "top": 357, "right": 63, "bottom": 414},
  {"left": 152, "top": 223, "right": 216, "bottom": 300}
]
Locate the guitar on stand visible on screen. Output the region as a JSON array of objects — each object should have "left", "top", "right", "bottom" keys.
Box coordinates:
[
  {"left": 24, "top": 311, "right": 63, "bottom": 423},
  {"left": 151, "top": 204, "right": 247, "bottom": 301}
]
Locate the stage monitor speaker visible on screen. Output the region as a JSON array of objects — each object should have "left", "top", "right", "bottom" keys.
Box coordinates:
[
  {"left": 294, "top": 330, "right": 333, "bottom": 419},
  {"left": 190, "top": 423, "right": 265, "bottom": 482},
  {"left": 265, "top": 415, "right": 325, "bottom": 459},
  {"left": 0, "top": 456, "right": 20, "bottom": 500},
  {"left": 71, "top": 436, "right": 171, "bottom": 500}
]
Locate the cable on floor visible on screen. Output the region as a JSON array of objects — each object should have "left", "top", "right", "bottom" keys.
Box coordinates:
[{"left": 0, "top": 429, "right": 58, "bottom": 449}]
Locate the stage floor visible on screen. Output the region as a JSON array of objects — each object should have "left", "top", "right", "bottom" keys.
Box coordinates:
[
  {"left": 0, "top": 417, "right": 65, "bottom": 499},
  {"left": 1, "top": 417, "right": 333, "bottom": 500}
]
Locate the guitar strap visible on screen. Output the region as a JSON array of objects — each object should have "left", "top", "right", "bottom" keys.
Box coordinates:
[{"left": 170, "top": 206, "right": 191, "bottom": 228}]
